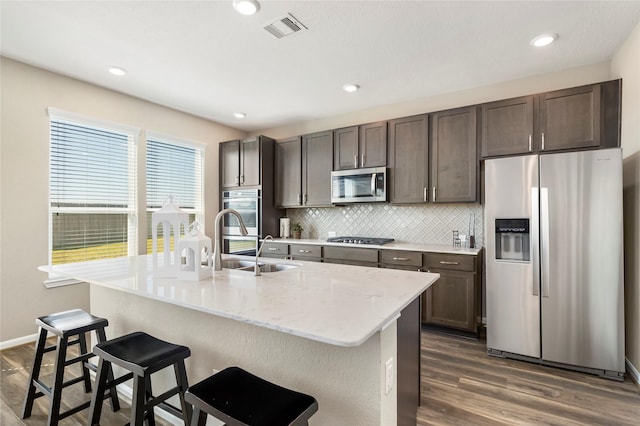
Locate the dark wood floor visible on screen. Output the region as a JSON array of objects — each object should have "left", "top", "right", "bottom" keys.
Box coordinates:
[
  {"left": 2, "top": 330, "right": 639, "bottom": 425},
  {"left": 418, "top": 329, "right": 640, "bottom": 425}
]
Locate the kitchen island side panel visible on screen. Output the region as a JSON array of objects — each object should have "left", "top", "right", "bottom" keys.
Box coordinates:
[{"left": 90, "top": 285, "right": 395, "bottom": 425}]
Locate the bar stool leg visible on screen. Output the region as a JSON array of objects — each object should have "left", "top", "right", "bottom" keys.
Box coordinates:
[
  {"left": 95, "top": 325, "right": 121, "bottom": 412},
  {"left": 174, "top": 360, "right": 192, "bottom": 424},
  {"left": 77, "top": 332, "right": 92, "bottom": 393},
  {"left": 88, "top": 357, "right": 110, "bottom": 426},
  {"left": 21, "top": 328, "right": 48, "bottom": 418},
  {"left": 131, "top": 375, "right": 147, "bottom": 426},
  {"left": 144, "top": 375, "right": 156, "bottom": 426},
  {"left": 48, "top": 336, "right": 69, "bottom": 426},
  {"left": 190, "top": 407, "right": 207, "bottom": 426}
]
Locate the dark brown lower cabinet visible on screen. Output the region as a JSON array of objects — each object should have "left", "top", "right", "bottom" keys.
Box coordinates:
[
  {"left": 422, "top": 252, "right": 480, "bottom": 334},
  {"left": 423, "top": 269, "right": 476, "bottom": 331}
]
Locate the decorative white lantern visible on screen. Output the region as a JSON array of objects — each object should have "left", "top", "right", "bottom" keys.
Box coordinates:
[
  {"left": 178, "top": 221, "right": 212, "bottom": 281},
  {"left": 152, "top": 195, "right": 189, "bottom": 277}
]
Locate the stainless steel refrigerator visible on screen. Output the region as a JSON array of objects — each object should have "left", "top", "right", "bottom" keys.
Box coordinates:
[{"left": 485, "top": 148, "right": 625, "bottom": 379}]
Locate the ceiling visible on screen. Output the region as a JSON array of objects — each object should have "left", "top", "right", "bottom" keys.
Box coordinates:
[{"left": 2, "top": 1, "right": 640, "bottom": 132}]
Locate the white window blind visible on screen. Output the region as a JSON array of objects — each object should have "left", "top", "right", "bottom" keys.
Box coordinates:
[
  {"left": 49, "top": 115, "right": 137, "bottom": 265},
  {"left": 146, "top": 135, "right": 204, "bottom": 253}
]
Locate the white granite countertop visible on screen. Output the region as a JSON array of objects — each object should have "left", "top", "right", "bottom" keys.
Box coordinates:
[
  {"left": 41, "top": 254, "right": 438, "bottom": 347},
  {"left": 269, "top": 238, "right": 482, "bottom": 255}
]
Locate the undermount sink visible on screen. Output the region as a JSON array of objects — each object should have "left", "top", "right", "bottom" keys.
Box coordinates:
[{"left": 220, "top": 259, "right": 297, "bottom": 273}]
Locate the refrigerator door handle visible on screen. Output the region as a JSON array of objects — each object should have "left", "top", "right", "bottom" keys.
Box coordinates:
[
  {"left": 540, "top": 187, "right": 550, "bottom": 298},
  {"left": 531, "top": 187, "right": 540, "bottom": 296}
]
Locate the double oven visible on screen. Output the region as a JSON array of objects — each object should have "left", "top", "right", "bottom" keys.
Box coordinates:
[{"left": 221, "top": 189, "right": 261, "bottom": 255}]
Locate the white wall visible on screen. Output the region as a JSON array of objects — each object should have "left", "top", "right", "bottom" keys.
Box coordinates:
[
  {"left": 611, "top": 18, "right": 640, "bottom": 379},
  {"left": 0, "top": 57, "right": 246, "bottom": 343},
  {"left": 255, "top": 62, "right": 612, "bottom": 139}
]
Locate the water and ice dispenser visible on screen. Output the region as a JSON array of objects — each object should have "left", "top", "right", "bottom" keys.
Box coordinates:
[{"left": 495, "top": 219, "right": 530, "bottom": 262}]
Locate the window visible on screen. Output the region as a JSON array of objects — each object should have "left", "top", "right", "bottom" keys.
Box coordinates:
[
  {"left": 146, "top": 134, "right": 204, "bottom": 253},
  {"left": 48, "top": 109, "right": 138, "bottom": 266}
]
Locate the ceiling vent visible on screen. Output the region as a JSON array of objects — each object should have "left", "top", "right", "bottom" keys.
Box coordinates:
[{"left": 264, "top": 13, "right": 307, "bottom": 39}]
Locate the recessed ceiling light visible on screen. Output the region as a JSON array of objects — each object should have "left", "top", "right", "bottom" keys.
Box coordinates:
[
  {"left": 108, "top": 66, "right": 127, "bottom": 76},
  {"left": 530, "top": 33, "right": 558, "bottom": 47},
  {"left": 342, "top": 84, "right": 360, "bottom": 93},
  {"left": 234, "top": 112, "right": 246, "bottom": 119},
  {"left": 232, "top": 0, "right": 260, "bottom": 16}
]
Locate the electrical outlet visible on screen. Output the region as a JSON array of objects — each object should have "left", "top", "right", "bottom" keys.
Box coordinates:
[
  {"left": 328, "top": 231, "right": 336, "bottom": 238},
  {"left": 385, "top": 358, "right": 393, "bottom": 395}
]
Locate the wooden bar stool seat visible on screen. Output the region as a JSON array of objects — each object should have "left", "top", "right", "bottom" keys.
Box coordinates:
[
  {"left": 88, "top": 331, "right": 192, "bottom": 426},
  {"left": 22, "top": 308, "right": 120, "bottom": 426},
  {"left": 185, "top": 367, "right": 318, "bottom": 426}
]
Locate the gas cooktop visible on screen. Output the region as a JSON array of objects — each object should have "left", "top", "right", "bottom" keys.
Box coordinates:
[{"left": 326, "top": 236, "right": 395, "bottom": 245}]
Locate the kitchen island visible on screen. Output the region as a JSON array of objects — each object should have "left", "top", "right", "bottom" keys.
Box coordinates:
[{"left": 43, "top": 254, "right": 438, "bottom": 425}]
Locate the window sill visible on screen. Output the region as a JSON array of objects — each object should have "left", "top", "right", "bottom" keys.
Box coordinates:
[{"left": 43, "top": 277, "right": 86, "bottom": 288}]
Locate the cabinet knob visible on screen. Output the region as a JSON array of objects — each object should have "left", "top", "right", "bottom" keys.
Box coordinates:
[
  {"left": 361, "top": 154, "right": 366, "bottom": 167},
  {"left": 393, "top": 257, "right": 410, "bottom": 261},
  {"left": 268, "top": 247, "right": 279, "bottom": 251},
  {"left": 297, "top": 194, "right": 301, "bottom": 205},
  {"left": 354, "top": 155, "right": 358, "bottom": 168},
  {"left": 439, "top": 261, "right": 459, "bottom": 265},
  {"left": 432, "top": 187, "right": 436, "bottom": 202},
  {"left": 541, "top": 132, "right": 545, "bottom": 151},
  {"left": 299, "top": 249, "right": 312, "bottom": 253},
  {"left": 528, "top": 134, "right": 532, "bottom": 152}
]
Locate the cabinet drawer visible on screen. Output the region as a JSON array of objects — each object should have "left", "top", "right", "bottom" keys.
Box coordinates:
[
  {"left": 380, "top": 250, "right": 422, "bottom": 268},
  {"left": 262, "top": 242, "right": 289, "bottom": 256},
  {"left": 324, "top": 246, "right": 378, "bottom": 264},
  {"left": 423, "top": 253, "right": 475, "bottom": 272},
  {"left": 291, "top": 244, "right": 322, "bottom": 258}
]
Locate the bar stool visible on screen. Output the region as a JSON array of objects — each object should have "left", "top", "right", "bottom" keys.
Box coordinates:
[
  {"left": 88, "top": 331, "right": 192, "bottom": 426},
  {"left": 185, "top": 367, "right": 318, "bottom": 426},
  {"left": 22, "top": 309, "right": 120, "bottom": 426}
]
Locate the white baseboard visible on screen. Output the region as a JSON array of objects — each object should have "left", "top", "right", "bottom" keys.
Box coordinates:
[
  {"left": 626, "top": 357, "right": 640, "bottom": 385},
  {"left": 0, "top": 333, "right": 39, "bottom": 350}
]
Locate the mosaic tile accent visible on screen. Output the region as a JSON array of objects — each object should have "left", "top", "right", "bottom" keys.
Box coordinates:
[{"left": 286, "top": 203, "right": 484, "bottom": 247}]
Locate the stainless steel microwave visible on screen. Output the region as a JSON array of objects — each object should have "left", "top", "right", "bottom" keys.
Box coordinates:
[{"left": 331, "top": 167, "right": 387, "bottom": 204}]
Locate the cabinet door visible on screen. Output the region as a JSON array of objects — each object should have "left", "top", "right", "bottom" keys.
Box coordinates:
[
  {"left": 431, "top": 106, "right": 478, "bottom": 203},
  {"left": 220, "top": 140, "right": 240, "bottom": 188},
  {"left": 424, "top": 270, "right": 476, "bottom": 331},
  {"left": 388, "top": 114, "right": 429, "bottom": 204},
  {"left": 333, "top": 126, "right": 359, "bottom": 170},
  {"left": 241, "top": 137, "right": 261, "bottom": 187},
  {"left": 539, "top": 84, "right": 601, "bottom": 152},
  {"left": 360, "top": 121, "right": 387, "bottom": 168},
  {"left": 481, "top": 96, "right": 534, "bottom": 158},
  {"left": 302, "top": 131, "right": 333, "bottom": 206},
  {"left": 275, "top": 137, "right": 302, "bottom": 207}
]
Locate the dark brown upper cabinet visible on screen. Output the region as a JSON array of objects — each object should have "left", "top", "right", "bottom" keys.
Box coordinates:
[
  {"left": 539, "top": 84, "right": 601, "bottom": 152},
  {"left": 430, "top": 106, "right": 479, "bottom": 203},
  {"left": 481, "top": 80, "right": 621, "bottom": 158},
  {"left": 275, "top": 136, "right": 302, "bottom": 208},
  {"left": 333, "top": 121, "right": 387, "bottom": 170},
  {"left": 302, "top": 130, "right": 333, "bottom": 206},
  {"left": 220, "top": 136, "right": 273, "bottom": 189},
  {"left": 276, "top": 131, "right": 333, "bottom": 208},
  {"left": 388, "top": 114, "right": 429, "bottom": 204},
  {"left": 481, "top": 96, "right": 534, "bottom": 158}
]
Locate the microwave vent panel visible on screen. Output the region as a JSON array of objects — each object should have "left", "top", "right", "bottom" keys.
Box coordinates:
[{"left": 264, "top": 14, "right": 307, "bottom": 39}]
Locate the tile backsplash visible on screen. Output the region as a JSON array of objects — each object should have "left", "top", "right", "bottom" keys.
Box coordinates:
[{"left": 285, "top": 203, "right": 484, "bottom": 247}]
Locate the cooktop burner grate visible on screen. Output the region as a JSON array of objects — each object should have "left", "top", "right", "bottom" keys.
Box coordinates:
[{"left": 326, "top": 236, "right": 395, "bottom": 245}]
